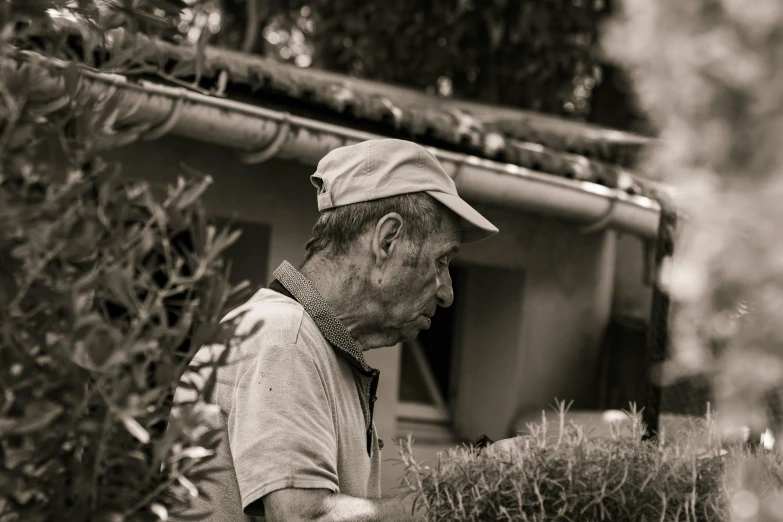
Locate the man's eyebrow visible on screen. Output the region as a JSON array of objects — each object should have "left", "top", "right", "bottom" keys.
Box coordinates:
[{"left": 444, "top": 244, "right": 460, "bottom": 256}]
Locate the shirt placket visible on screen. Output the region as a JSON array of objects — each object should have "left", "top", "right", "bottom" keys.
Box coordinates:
[
  {"left": 360, "top": 369, "right": 381, "bottom": 454},
  {"left": 352, "top": 367, "right": 380, "bottom": 456}
]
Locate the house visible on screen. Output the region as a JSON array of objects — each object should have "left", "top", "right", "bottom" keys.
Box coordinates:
[{"left": 21, "top": 31, "right": 662, "bottom": 493}]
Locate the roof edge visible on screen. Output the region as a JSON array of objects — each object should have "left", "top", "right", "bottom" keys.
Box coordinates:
[
  {"left": 4, "top": 51, "right": 662, "bottom": 239},
  {"left": 50, "top": 24, "right": 657, "bottom": 173}
]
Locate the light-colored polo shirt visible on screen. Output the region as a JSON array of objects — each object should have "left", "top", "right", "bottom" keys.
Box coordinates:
[{"left": 172, "top": 261, "right": 382, "bottom": 521}]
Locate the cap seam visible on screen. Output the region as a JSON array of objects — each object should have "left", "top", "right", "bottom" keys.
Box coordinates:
[{"left": 366, "top": 141, "right": 374, "bottom": 201}]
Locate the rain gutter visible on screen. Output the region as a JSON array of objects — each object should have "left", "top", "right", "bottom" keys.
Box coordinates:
[{"left": 11, "top": 54, "right": 661, "bottom": 239}]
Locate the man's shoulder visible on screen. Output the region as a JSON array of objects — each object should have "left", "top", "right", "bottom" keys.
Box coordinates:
[
  {"left": 229, "top": 287, "right": 303, "bottom": 316},
  {"left": 224, "top": 288, "right": 326, "bottom": 350}
]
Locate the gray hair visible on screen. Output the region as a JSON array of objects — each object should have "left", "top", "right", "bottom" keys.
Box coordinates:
[{"left": 304, "top": 192, "right": 447, "bottom": 262}]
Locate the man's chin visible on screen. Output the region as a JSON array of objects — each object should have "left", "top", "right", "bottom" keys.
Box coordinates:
[{"left": 399, "top": 328, "right": 421, "bottom": 343}]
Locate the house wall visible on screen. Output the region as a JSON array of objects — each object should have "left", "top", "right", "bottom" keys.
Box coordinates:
[
  {"left": 455, "top": 205, "right": 617, "bottom": 436},
  {"left": 107, "top": 135, "right": 617, "bottom": 494},
  {"left": 613, "top": 232, "right": 654, "bottom": 321},
  {"left": 108, "top": 136, "right": 321, "bottom": 284}
]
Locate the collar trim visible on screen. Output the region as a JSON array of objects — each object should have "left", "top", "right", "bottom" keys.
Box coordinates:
[{"left": 273, "top": 261, "right": 374, "bottom": 374}]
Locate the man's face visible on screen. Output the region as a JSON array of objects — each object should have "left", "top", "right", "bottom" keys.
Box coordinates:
[{"left": 372, "top": 213, "right": 462, "bottom": 344}]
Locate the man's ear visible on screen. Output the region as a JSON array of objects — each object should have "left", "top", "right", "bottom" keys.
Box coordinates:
[{"left": 372, "top": 212, "right": 404, "bottom": 266}]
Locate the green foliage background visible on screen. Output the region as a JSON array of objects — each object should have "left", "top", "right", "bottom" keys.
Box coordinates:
[
  {"left": 217, "top": 0, "right": 646, "bottom": 130},
  {"left": 603, "top": 0, "right": 783, "bottom": 520}
]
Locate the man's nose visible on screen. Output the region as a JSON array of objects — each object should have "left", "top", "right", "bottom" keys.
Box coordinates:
[{"left": 436, "top": 271, "right": 454, "bottom": 308}]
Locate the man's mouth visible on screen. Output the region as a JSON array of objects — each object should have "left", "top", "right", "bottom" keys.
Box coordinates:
[{"left": 419, "top": 315, "right": 432, "bottom": 329}]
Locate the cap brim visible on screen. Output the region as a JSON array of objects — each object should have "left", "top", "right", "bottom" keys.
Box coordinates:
[{"left": 427, "top": 191, "right": 499, "bottom": 243}]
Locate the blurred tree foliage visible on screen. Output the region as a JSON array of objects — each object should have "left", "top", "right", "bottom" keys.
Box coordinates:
[
  {"left": 13, "top": 0, "right": 647, "bottom": 130},
  {"left": 607, "top": 0, "right": 783, "bottom": 519},
  {"left": 216, "top": 0, "right": 648, "bottom": 131},
  {"left": 3, "top": 0, "right": 198, "bottom": 38}
]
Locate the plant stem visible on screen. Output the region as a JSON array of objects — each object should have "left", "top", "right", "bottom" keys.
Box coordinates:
[
  {"left": 0, "top": 82, "right": 22, "bottom": 159},
  {"left": 90, "top": 407, "right": 113, "bottom": 511}
]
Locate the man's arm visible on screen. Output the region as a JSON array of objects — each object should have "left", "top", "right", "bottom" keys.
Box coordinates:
[{"left": 262, "top": 488, "right": 426, "bottom": 522}]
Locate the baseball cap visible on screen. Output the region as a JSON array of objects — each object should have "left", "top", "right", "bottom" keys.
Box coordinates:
[{"left": 310, "top": 139, "right": 499, "bottom": 243}]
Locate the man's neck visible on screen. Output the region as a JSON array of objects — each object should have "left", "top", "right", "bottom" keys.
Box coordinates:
[{"left": 299, "top": 256, "right": 393, "bottom": 350}]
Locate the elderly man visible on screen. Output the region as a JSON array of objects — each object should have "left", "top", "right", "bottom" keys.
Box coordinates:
[{"left": 174, "top": 139, "right": 498, "bottom": 521}]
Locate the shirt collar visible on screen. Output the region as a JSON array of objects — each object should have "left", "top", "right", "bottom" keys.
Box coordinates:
[{"left": 272, "top": 261, "right": 375, "bottom": 375}]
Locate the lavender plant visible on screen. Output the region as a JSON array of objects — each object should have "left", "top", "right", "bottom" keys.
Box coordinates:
[{"left": 401, "top": 403, "right": 783, "bottom": 522}]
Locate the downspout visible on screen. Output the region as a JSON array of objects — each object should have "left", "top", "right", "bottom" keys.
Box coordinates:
[{"left": 11, "top": 54, "right": 661, "bottom": 239}]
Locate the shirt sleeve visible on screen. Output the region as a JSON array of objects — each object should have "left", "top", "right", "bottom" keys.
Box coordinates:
[{"left": 227, "top": 342, "right": 339, "bottom": 515}]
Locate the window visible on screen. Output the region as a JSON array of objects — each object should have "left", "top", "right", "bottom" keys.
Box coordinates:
[
  {"left": 398, "top": 338, "right": 451, "bottom": 422},
  {"left": 396, "top": 265, "right": 464, "bottom": 442}
]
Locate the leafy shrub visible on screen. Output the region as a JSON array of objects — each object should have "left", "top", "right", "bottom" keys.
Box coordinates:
[
  {"left": 0, "top": 3, "right": 250, "bottom": 521},
  {"left": 0, "top": 161, "right": 249, "bottom": 522},
  {"left": 401, "top": 404, "right": 783, "bottom": 522}
]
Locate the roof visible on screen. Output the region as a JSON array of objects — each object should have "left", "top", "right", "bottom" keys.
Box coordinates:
[
  {"left": 97, "top": 29, "right": 660, "bottom": 198},
  {"left": 5, "top": 27, "right": 664, "bottom": 238}
]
